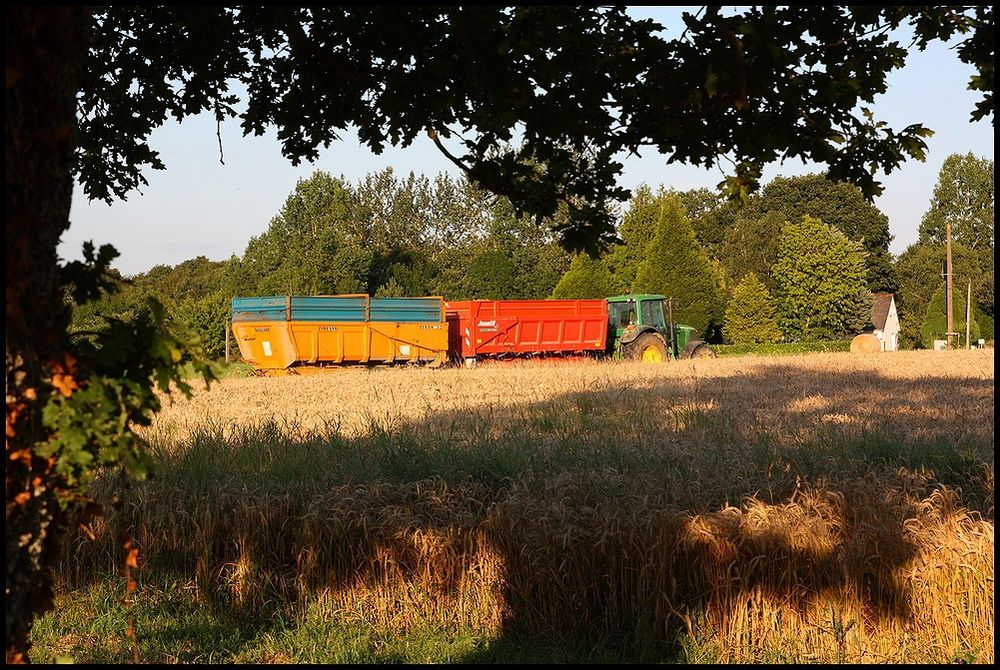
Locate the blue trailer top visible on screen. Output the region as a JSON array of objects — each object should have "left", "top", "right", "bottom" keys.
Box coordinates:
[{"left": 232, "top": 295, "right": 444, "bottom": 323}]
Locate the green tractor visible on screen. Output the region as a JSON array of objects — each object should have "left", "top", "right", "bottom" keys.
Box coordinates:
[{"left": 606, "top": 294, "right": 716, "bottom": 362}]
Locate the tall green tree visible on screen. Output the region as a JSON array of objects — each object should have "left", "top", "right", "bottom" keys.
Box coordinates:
[
  {"left": 552, "top": 254, "right": 616, "bottom": 299},
  {"left": 604, "top": 185, "right": 659, "bottom": 294},
  {"left": 353, "top": 169, "right": 434, "bottom": 253},
  {"left": 919, "top": 153, "right": 995, "bottom": 252},
  {"left": 773, "top": 216, "right": 870, "bottom": 340},
  {"left": 633, "top": 195, "right": 723, "bottom": 337},
  {"left": 723, "top": 272, "right": 782, "bottom": 344},
  {"left": 238, "top": 171, "right": 356, "bottom": 295},
  {"left": 8, "top": 5, "right": 994, "bottom": 659},
  {"left": 464, "top": 250, "right": 518, "bottom": 299}
]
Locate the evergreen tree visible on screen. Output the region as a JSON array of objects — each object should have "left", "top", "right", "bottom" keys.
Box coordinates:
[
  {"left": 671, "top": 187, "right": 738, "bottom": 260},
  {"left": 375, "top": 277, "right": 406, "bottom": 297},
  {"left": 605, "top": 185, "right": 659, "bottom": 293},
  {"left": 773, "top": 215, "right": 870, "bottom": 340},
  {"left": 723, "top": 272, "right": 782, "bottom": 344},
  {"left": 633, "top": 195, "right": 722, "bottom": 336},
  {"left": 551, "top": 254, "right": 616, "bottom": 299}
]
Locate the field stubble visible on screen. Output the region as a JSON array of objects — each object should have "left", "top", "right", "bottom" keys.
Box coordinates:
[{"left": 50, "top": 351, "right": 994, "bottom": 663}]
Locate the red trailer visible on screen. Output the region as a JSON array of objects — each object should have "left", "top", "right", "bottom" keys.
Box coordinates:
[{"left": 445, "top": 299, "right": 609, "bottom": 362}]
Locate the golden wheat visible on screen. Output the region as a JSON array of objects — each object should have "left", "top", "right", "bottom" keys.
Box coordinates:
[{"left": 65, "top": 350, "right": 993, "bottom": 663}]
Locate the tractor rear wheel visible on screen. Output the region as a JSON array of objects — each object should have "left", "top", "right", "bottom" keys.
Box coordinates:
[{"left": 627, "top": 332, "right": 669, "bottom": 363}]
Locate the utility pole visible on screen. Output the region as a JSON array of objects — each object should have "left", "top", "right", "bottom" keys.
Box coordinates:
[
  {"left": 225, "top": 297, "right": 231, "bottom": 364},
  {"left": 946, "top": 220, "right": 954, "bottom": 349},
  {"left": 966, "top": 281, "right": 972, "bottom": 349}
]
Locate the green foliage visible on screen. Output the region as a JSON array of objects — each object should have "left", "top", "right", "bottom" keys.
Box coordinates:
[
  {"left": 720, "top": 210, "right": 787, "bottom": 289},
  {"left": 464, "top": 250, "right": 518, "bottom": 300},
  {"left": 920, "top": 286, "right": 981, "bottom": 348},
  {"left": 76, "top": 8, "right": 993, "bottom": 255},
  {"left": 670, "top": 188, "right": 736, "bottom": 259},
  {"left": 135, "top": 256, "right": 226, "bottom": 304},
  {"left": 721, "top": 174, "right": 895, "bottom": 291},
  {"left": 173, "top": 293, "right": 229, "bottom": 360},
  {"left": 975, "top": 308, "right": 993, "bottom": 342},
  {"left": 714, "top": 340, "right": 852, "bottom": 357},
  {"left": 29, "top": 578, "right": 672, "bottom": 664},
  {"left": 517, "top": 242, "right": 572, "bottom": 299},
  {"left": 238, "top": 172, "right": 355, "bottom": 295},
  {"left": 483, "top": 207, "right": 571, "bottom": 299},
  {"left": 723, "top": 272, "right": 782, "bottom": 344},
  {"left": 605, "top": 185, "right": 658, "bottom": 293},
  {"left": 892, "top": 241, "right": 989, "bottom": 348},
  {"left": 41, "top": 298, "right": 215, "bottom": 492},
  {"left": 551, "top": 254, "right": 615, "bottom": 299},
  {"left": 633, "top": 195, "right": 723, "bottom": 337},
  {"left": 60, "top": 241, "right": 122, "bottom": 305},
  {"left": 919, "top": 153, "right": 994, "bottom": 252},
  {"left": 375, "top": 278, "right": 406, "bottom": 298},
  {"left": 773, "top": 216, "right": 870, "bottom": 340},
  {"left": 974, "top": 262, "right": 993, "bottom": 318}
]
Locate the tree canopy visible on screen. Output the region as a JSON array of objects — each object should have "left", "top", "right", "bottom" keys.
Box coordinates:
[
  {"left": 773, "top": 216, "right": 871, "bottom": 340},
  {"left": 552, "top": 253, "right": 617, "bottom": 300},
  {"left": 918, "top": 152, "right": 995, "bottom": 252},
  {"left": 720, "top": 174, "right": 896, "bottom": 291},
  {"left": 76, "top": 6, "right": 994, "bottom": 255}
]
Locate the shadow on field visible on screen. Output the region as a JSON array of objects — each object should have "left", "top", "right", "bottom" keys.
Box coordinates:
[{"left": 66, "top": 362, "right": 995, "bottom": 663}]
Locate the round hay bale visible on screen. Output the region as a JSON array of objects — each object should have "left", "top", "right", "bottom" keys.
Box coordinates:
[{"left": 850, "top": 333, "right": 882, "bottom": 353}]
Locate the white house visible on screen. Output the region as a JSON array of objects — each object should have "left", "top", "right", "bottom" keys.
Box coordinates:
[{"left": 870, "top": 293, "right": 900, "bottom": 351}]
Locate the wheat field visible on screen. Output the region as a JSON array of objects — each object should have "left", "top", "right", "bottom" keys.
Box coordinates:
[{"left": 53, "top": 350, "right": 994, "bottom": 663}]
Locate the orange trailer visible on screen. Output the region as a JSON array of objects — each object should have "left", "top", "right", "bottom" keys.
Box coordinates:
[{"left": 232, "top": 295, "right": 449, "bottom": 371}]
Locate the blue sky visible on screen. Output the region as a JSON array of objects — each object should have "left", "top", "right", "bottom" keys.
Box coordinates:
[{"left": 60, "top": 8, "right": 994, "bottom": 277}]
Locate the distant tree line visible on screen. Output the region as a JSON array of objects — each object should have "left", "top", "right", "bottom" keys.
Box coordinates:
[{"left": 71, "top": 153, "right": 993, "bottom": 355}]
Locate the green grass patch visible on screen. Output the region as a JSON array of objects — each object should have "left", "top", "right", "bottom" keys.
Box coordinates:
[
  {"left": 30, "top": 580, "right": 677, "bottom": 664},
  {"left": 714, "top": 340, "right": 852, "bottom": 356}
]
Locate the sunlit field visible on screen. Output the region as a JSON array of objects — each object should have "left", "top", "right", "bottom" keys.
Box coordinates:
[{"left": 33, "top": 350, "right": 994, "bottom": 663}]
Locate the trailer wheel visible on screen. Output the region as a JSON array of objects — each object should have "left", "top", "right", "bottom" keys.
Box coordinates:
[{"left": 627, "top": 332, "right": 668, "bottom": 363}]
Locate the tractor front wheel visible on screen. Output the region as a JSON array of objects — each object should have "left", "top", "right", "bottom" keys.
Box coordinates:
[
  {"left": 627, "top": 332, "right": 669, "bottom": 363},
  {"left": 681, "top": 341, "right": 717, "bottom": 359}
]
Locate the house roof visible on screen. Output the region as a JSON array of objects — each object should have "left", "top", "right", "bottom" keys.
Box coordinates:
[{"left": 871, "top": 292, "right": 894, "bottom": 330}]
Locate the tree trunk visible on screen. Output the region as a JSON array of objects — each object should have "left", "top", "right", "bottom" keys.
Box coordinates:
[{"left": 5, "top": 7, "right": 89, "bottom": 663}]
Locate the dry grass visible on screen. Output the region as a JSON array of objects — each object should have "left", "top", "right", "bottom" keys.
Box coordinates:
[
  {"left": 153, "top": 350, "right": 993, "bottom": 440},
  {"left": 63, "top": 350, "right": 994, "bottom": 662}
]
